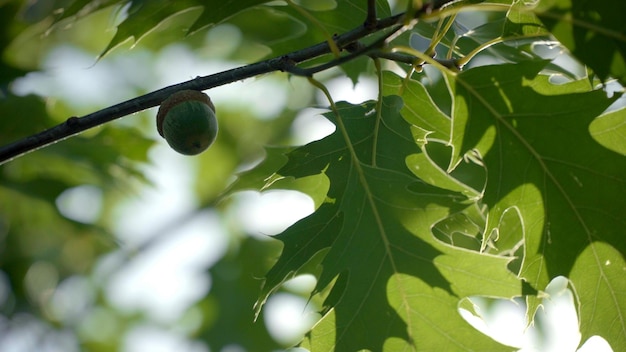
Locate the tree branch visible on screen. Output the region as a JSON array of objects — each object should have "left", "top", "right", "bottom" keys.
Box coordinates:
[
  {"left": 365, "top": 0, "right": 377, "bottom": 28},
  {"left": 0, "top": 13, "right": 405, "bottom": 165},
  {"left": 0, "top": 0, "right": 460, "bottom": 165}
]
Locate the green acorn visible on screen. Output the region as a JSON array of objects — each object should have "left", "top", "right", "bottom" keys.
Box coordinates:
[{"left": 156, "top": 90, "right": 218, "bottom": 155}]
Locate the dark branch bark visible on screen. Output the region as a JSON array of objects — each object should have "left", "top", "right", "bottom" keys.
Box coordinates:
[{"left": 365, "top": 0, "right": 377, "bottom": 28}]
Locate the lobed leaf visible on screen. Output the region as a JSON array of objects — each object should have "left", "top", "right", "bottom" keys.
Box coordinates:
[
  {"left": 254, "top": 97, "right": 522, "bottom": 350},
  {"left": 445, "top": 60, "right": 626, "bottom": 349},
  {"left": 94, "top": 0, "right": 275, "bottom": 57}
]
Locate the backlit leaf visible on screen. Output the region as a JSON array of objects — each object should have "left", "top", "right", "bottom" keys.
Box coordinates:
[
  {"left": 446, "top": 61, "right": 626, "bottom": 348},
  {"left": 255, "top": 97, "right": 522, "bottom": 350},
  {"left": 534, "top": 0, "right": 626, "bottom": 84}
]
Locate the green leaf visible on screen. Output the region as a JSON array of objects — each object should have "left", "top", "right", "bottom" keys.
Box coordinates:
[
  {"left": 266, "top": 0, "right": 391, "bottom": 83},
  {"left": 256, "top": 97, "right": 522, "bottom": 350},
  {"left": 99, "top": 0, "right": 274, "bottom": 57},
  {"left": 445, "top": 61, "right": 626, "bottom": 348},
  {"left": 227, "top": 6, "right": 307, "bottom": 47},
  {"left": 270, "top": 0, "right": 391, "bottom": 53},
  {"left": 0, "top": 94, "right": 53, "bottom": 142},
  {"left": 188, "top": 0, "right": 274, "bottom": 33},
  {"left": 0, "top": 2, "right": 29, "bottom": 86},
  {"left": 589, "top": 108, "right": 626, "bottom": 156},
  {"left": 226, "top": 146, "right": 292, "bottom": 193},
  {"left": 570, "top": 242, "right": 626, "bottom": 348},
  {"left": 225, "top": 146, "right": 330, "bottom": 209},
  {"left": 382, "top": 71, "right": 451, "bottom": 143},
  {"left": 534, "top": 0, "right": 626, "bottom": 84},
  {"left": 52, "top": 0, "right": 126, "bottom": 23},
  {"left": 99, "top": 0, "right": 199, "bottom": 57}
]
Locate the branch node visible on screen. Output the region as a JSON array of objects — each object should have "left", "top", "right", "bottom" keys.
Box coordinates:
[
  {"left": 345, "top": 41, "right": 365, "bottom": 53},
  {"left": 66, "top": 116, "right": 80, "bottom": 127}
]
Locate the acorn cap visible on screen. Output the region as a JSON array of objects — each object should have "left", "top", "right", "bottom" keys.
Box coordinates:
[{"left": 156, "top": 90, "right": 215, "bottom": 137}]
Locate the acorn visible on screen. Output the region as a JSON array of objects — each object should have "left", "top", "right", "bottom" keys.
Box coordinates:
[{"left": 156, "top": 90, "right": 218, "bottom": 155}]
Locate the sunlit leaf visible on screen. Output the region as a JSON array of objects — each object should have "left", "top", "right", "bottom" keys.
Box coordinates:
[
  {"left": 589, "top": 108, "right": 626, "bottom": 155},
  {"left": 256, "top": 97, "right": 522, "bottom": 350},
  {"left": 534, "top": 0, "right": 626, "bottom": 84},
  {"left": 446, "top": 61, "right": 626, "bottom": 348},
  {"left": 188, "top": 0, "right": 274, "bottom": 34}
]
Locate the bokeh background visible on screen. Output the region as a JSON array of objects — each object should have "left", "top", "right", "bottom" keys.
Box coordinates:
[{"left": 0, "top": 1, "right": 615, "bottom": 351}]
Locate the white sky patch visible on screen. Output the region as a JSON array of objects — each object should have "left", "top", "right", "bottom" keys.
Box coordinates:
[
  {"left": 291, "top": 107, "right": 336, "bottom": 145},
  {"left": 56, "top": 185, "right": 103, "bottom": 224},
  {"left": 12, "top": 45, "right": 144, "bottom": 110},
  {"left": 263, "top": 292, "right": 320, "bottom": 346},
  {"left": 113, "top": 145, "right": 197, "bottom": 246},
  {"left": 106, "top": 211, "right": 225, "bottom": 323},
  {"left": 460, "top": 276, "right": 612, "bottom": 352},
  {"left": 106, "top": 146, "right": 228, "bottom": 323},
  {"left": 317, "top": 75, "right": 378, "bottom": 104},
  {"left": 233, "top": 190, "right": 315, "bottom": 237},
  {"left": 281, "top": 274, "right": 317, "bottom": 295},
  {"left": 122, "top": 324, "right": 208, "bottom": 352}
]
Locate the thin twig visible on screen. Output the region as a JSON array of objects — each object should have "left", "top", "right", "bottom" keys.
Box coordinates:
[
  {"left": 365, "top": 0, "right": 377, "bottom": 28},
  {"left": 369, "top": 50, "right": 460, "bottom": 70}
]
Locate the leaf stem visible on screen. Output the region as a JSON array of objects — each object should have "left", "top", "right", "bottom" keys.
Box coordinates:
[
  {"left": 428, "top": 13, "right": 457, "bottom": 57},
  {"left": 393, "top": 45, "right": 457, "bottom": 73},
  {"left": 455, "top": 33, "right": 550, "bottom": 68},
  {"left": 372, "top": 58, "right": 384, "bottom": 167}
]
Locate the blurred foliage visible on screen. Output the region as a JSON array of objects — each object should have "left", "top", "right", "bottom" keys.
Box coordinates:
[
  {"left": 1, "top": 0, "right": 625, "bottom": 351},
  {"left": 1, "top": 1, "right": 315, "bottom": 350}
]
